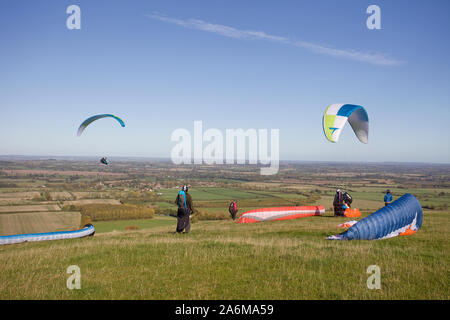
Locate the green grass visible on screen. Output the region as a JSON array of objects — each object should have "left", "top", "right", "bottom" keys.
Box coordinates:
[
  {"left": 153, "top": 201, "right": 176, "bottom": 209},
  {"left": 0, "top": 211, "right": 448, "bottom": 299},
  {"left": 92, "top": 215, "right": 176, "bottom": 233}
]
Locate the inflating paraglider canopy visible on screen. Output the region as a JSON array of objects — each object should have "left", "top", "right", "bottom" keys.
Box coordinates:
[
  {"left": 327, "top": 194, "right": 422, "bottom": 240},
  {"left": 77, "top": 114, "right": 125, "bottom": 136},
  {"left": 323, "top": 104, "right": 369, "bottom": 143}
]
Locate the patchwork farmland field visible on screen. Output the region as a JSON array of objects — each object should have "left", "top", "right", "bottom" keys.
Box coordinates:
[
  {"left": 0, "top": 204, "right": 61, "bottom": 213},
  {"left": 0, "top": 211, "right": 80, "bottom": 235},
  {"left": 63, "top": 199, "right": 121, "bottom": 206}
]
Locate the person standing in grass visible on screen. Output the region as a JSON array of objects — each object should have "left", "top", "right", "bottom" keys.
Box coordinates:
[
  {"left": 229, "top": 200, "right": 238, "bottom": 220},
  {"left": 384, "top": 189, "right": 393, "bottom": 206},
  {"left": 333, "top": 189, "right": 344, "bottom": 216},
  {"left": 175, "top": 185, "right": 194, "bottom": 233}
]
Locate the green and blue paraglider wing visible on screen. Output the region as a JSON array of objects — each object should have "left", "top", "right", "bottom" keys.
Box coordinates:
[
  {"left": 323, "top": 104, "right": 369, "bottom": 143},
  {"left": 77, "top": 114, "right": 125, "bottom": 136}
]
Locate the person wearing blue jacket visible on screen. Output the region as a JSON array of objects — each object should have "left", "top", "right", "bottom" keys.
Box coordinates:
[{"left": 384, "top": 189, "right": 393, "bottom": 206}]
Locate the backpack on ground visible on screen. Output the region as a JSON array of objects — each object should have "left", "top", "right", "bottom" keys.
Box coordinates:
[{"left": 343, "top": 192, "right": 353, "bottom": 205}]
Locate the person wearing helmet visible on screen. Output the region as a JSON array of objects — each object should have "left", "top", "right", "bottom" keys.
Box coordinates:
[
  {"left": 175, "top": 185, "right": 194, "bottom": 233},
  {"left": 333, "top": 189, "right": 344, "bottom": 216},
  {"left": 384, "top": 189, "right": 393, "bottom": 206}
]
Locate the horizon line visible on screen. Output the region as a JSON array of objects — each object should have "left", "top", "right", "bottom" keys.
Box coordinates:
[{"left": 1, "top": 154, "right": 448, "bottom": 166}]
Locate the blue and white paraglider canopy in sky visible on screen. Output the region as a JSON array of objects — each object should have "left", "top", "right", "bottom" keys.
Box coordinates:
[{"left": 323, "top": 104, "right": 369, "bottom": 144}]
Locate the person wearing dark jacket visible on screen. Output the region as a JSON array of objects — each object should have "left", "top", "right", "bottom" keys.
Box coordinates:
[
  {"left": 384, "top": 189, "right": 393, "bottom": 206},
  {"left": 333, "top": 189, "right": 344, "bottom": 216},
  {"left": 175, "top": 185, "right": 194, "bottom": 233}
]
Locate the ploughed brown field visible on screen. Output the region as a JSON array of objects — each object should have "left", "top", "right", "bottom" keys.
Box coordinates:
[
  {"left": 0, "top": 211, "right": 80, "bottom": 235},
  {"left": 0, "top": 205, "right": 61, "bottom": 213}
]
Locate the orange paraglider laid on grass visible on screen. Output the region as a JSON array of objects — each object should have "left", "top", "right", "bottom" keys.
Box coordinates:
[{"left": 344, "top": 208, "right": 361, "bottom": 218}]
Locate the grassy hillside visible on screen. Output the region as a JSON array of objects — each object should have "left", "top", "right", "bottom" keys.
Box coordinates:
[
  {"left": 0, "top": 160, "right": 448, "bottom": 299},
  {"left": 92, "top": 216, "right": 176, "bottom": 233},
  {"left": 0, "top": 211, "right": 448, "bottom": 299}
]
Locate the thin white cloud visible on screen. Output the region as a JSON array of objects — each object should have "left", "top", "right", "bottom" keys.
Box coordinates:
[{"left": 147, "top": 13, "right": 403, "bottom": 66}]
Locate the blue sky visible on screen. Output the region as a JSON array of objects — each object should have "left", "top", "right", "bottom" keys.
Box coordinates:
[{"left": 0, "top": 0, "right": 449, "bottom": 163}]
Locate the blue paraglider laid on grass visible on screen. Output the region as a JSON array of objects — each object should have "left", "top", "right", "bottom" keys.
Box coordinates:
[
  {"left": 0, "top": 224, "right": 95, "bottom": 245},
  {"left": 327, "top": 194, "right": 422, "bottom": 240}
]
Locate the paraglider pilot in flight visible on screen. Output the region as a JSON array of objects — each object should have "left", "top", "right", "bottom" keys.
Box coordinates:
[
  {"left": 100, "top": 157, "right": 109, "bottom": 165},
  {"left": 175, "top": 185, "right": 194, "bottom": 233}
]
